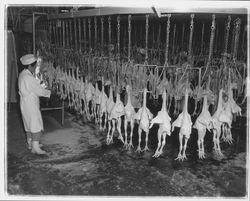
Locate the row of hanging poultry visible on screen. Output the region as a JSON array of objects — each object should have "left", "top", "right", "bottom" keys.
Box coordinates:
[
  {"left": 35, "top": 12, "right": 247, "bottom": 161},
  {"left": 41, "top": 59, "right": 244, "bottom": 161}
]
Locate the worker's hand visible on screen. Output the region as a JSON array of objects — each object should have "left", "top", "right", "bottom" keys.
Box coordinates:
[{"left": 47, "top": 90, "right": 52, "bottom": 98}]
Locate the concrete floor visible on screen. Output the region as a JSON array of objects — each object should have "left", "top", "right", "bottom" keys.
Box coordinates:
[{"left": 6, "top": 103, "right": 247, "bottom": 197}]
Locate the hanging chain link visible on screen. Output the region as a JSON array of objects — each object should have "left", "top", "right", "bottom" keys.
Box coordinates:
[
  {"left": 101, "top": 16, "right": 104, "bottom": 55},
  {"left": 64, "top": 20, "right": 68, "bottom": 47},
  {"left": 108, "top": 16, "right": 111, "bottom": 57},
  {"left": 69, "top": 19, "right": 73, "bottom": 49},
  {"left": 83, "top": 18, "right": 86, "bottom": 51},
  {"left": 94, "top": 16, "right": 97, "bottom": 50},
  {"left": 74, "top": 18, "right": 77, "bottom": 50},
  {"left": 200, "top": 23, "right": 205, "bottom": 54},
  {"left": 145, "top": 14, "right": 149, "bottom": 63},
  {"left": 62, "top": 20, "right": 65, "bottom": 48},
  {"left": 164, "top": 14, "right": 171, "bottom": 66},
  {"left": 188, "top": 14, "right": 195, "bottom": 62},
  {"left": 181, "top": 23, "right": 185, "bottom": 50},
  {"left": 172, "top": 23, "right": 176, "bottom": 55},
  {"left": 78, "top": 18, "right": 81, "bottom": 51},
  {"left": 208, "top": 14, "right": 216, "bottom": 63},
  {"left": 128, "top": 15, "right": 131, "bottom": 61},
  {"left": 233, "top": 18, "right": 241, "bottom": 60},
  {"left": 117, "top": 15, "right": 120, "bottom": 59},
  {"left": 230, "top": 21, "right": 236, "bottom": 56},
  {"left": 157, "top": 23, "right": 161, "bottom": 60},
  {"left": 224, "top": 15, "right": 231, "bottom": 54},
  {"left": 88, "top": 18, "right": 91, "bottom": 52}
]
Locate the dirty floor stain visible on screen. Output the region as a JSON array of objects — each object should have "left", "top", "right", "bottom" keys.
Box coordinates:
[{"left": 7, "top": 108, "right": 247, "bottom": 197}]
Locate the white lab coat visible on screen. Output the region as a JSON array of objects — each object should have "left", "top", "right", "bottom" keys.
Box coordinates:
[{"left": 18, "top": 69, "right": 51, "bottom": 133}]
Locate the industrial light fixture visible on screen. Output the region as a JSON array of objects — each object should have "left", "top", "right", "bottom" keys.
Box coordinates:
[{"left": 152, "top": 6, "right": 161, "bottom": 18}]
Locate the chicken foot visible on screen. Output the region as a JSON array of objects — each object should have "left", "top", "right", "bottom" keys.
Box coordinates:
[
  {"left": 197, "top": 128, "right": 206, "bottom": 159},
  {"left": 127, "top": 119, "right": 135, "bottom": 150},
  {"left": 116, "top": 117, "right": 124, "bottom": 143},
  {"left": 212, "top": 128, "right": 224, "bottom": 157},
  {"left": 136, "top": 128, "right": 142, "bottom": 152},
  {"left": 106, "top": 119, "right": 115, "bottom": 145},
  {"left": 175, "top": 134, "right": 188, "bottom": 161},
  {"left": 152, "top": 130, "right": 167, "bottom": 157}
]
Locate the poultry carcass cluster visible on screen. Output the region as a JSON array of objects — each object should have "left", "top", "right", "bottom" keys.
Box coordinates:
[{"left": 41, "top": 58, "right": 244, "bottom": 162}]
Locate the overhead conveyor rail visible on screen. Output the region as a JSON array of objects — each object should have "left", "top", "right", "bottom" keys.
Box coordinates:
[{"left": 47, "top": 6, "right": 247, "bottom": 19}]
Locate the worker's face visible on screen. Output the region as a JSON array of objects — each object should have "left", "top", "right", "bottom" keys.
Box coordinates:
[{"left": 29, "top": 61, "right": 38, "bottom": 74}]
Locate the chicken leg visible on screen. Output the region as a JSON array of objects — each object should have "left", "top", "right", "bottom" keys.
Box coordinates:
[
  {"left": 124, "top": 117, "right": 128, "bottom": 148},
  {"left": 175, "top": 134, "right": 184, "bottom": 160},
  {"left": 117, "top": 117, "right": 124, "bottom": 143},
  {"left": 152, "top": 129, "right": 162, "bottom": 157},
  {"left": 107, "top": 119, "right": 116, "bottom": 145},
  {"left": 143, "top": 131, "right": 150, "bottom": 152},
  {"left": 197, "top": 128, "right": 206, "bottom": 159},
  {"left": 127, "top": 119, "right": 135, "bottom": 150},
  {"left": 212, "top": 128, "right": 224, "bottom": 157},
  {"left": 136, "top": 128, "right": 142, "bottom": 152},
  {"left": 182, "top": 137, "right": 188, "bottom": 160}
]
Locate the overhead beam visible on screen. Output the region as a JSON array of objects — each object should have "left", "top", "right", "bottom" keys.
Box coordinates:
[
  {"left": 48, "top": 7, "right": 153, "bottom": 19},
  {"left": 158, "top": 7, "right": 247, "bottom": 16},
  {"left": 48, "top": 6, "right": 247, "bottom": 20}
]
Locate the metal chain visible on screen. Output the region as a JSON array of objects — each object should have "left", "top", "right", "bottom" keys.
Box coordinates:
[
  {"left": 181, "top": 23, "right": 185, "bottom": 50},
  {"left": 230, "top": 22, "right": 236, "bottom": 56},
  {"left": 88, "top": 18, "right": 91, "bottom": 52},
  {"left": 78, "top": 18, "right": 81, "bottom": 51},
  {"left": 157, "top": 23, "right": 161, "bottom": 47},
  {"left": 200, "top": 23, "right": 205, "bottom": 54},
  {"left": 188, "top": 14, "right": 195, "bottom": 61},
  {"left": 101, "top": 16, "right": 104, "bottom": 55},
  {"left": 117, "top": 15, "right": 120, "bottom": 59},
  {"left": 208, "top": 14, "right": 216, "bottom": 63},
  {"left": 62, "top": 20, "right": 65, "bottom": 48},
  {"left": 94, "top": 16, "right": 97, "bottom": 49},
  {"left": 214, "top": 22, "right": 219, "bottom": 53},
  {"left": 108, "top": 16, "right": 111, "bottom": 57},
  {"left": 233, "top": 18, "right": 241, "bottom": 60},
  {"left": 74, "top": 18, "right": 77, "bottom": 50},
  {"left": 48, "top": 21, "right": 51, "bottom": 43},
  {"left": 157, "top": 23, "right": 161, "bottom": 60},
  {"left": 164, "top": 14, "right": 171, "bottom": 66},
  {"left": 68, "top": 20, "right": 71, "bottom": 48},
  {"left": 152, "top": 23, "right": 155, "bottom": 48},
  {"left": 145, "top": 14, "right": 149, "bottom": 63},
  {"left": 172, "top": 23, "right": 176, "bottom": 55},
  {"left": 65, "top": 20, "right": 68, "bottom": 47},
  {"left": 224, "top": 15, "right": 231, "bottom": 54},
  {"left": 83, "top": 18, "right": 86, "bottom": 51},
  {"left": 128, "top": 15, "right": 131, "bottom": 61},
  {"left": 69, "top": 19, "right": 73, "bottom": 49},
  {"left": 53, "top": 20, "right": 56, "bottom": 46}
]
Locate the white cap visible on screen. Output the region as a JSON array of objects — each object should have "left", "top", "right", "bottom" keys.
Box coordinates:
[{"left": 20, "top": 54, "right": 37, "bottom": 65}]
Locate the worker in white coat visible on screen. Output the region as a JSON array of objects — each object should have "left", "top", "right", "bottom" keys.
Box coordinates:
[{"left": 18, "top": 54, "right": 51, "bottom": 155}]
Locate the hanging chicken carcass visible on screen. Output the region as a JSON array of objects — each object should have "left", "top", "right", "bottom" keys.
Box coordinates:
[
  {"left": 106, "top": 90, "right": 125, "bottom": 145},
  {"left": 134, "top": 88, "right": 153, "bottom": 152},
  {"left": 99, "top": 77, "right": 108, "bottom": 131},
  {"left": 149, "top": 88, "right": 171, "bottom": 157},
  {"left": 172, "top": 87, "right": 193, "bottom": 161},
  {"left": 124, "top": 85, "right": 136, "bottom": 150}
]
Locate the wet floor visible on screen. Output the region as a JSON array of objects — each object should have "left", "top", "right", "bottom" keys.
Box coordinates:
[{"left": 7, "top": 104, "right": 247, "bottom": 197}]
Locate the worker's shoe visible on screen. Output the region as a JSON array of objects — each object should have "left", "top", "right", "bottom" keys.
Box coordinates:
[
  {"left": 27, "top": 138, "right": 32, "bottom": 150},
  {"left": 31, "top": 141, "right": 47, "bottom": 155},
  {"left": 27, "top": 139, "right": 43, "bottom": 150}
]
